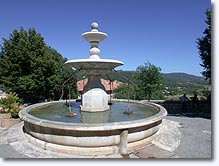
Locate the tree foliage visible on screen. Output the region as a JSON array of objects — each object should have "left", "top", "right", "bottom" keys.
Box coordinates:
[
  {"left": 0, "top": 27, "right": 77, "bottom": 103},
  {"left": 134, "top": 62, "right": 163, "bottom": 101},
  {"left": 114, "top": 84, "right": 138, "bottom": 100},
  {"left": 197, "top": 9, "right": 211, "bottom": 83}
]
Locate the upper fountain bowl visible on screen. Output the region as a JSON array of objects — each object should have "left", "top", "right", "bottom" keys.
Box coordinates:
[
  {"left": 82, "top": 22, "right": 108, "bottom": 43},
  {"left": 65, "top": 58, "right": 123, "bottom": 76},
  {"left": 82, "top": 32, "right": 108, "bottom": 43}
]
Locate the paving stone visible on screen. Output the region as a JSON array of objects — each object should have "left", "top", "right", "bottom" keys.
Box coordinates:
[
  {"left": 133, "top": 144, "right": 176, "bottom": 158},
  {"left": 7, "top": 138, "right": 18, "bottom": 144},
  {"left": 151, "top": 119, "right": 181, "bottom": 152},
  {"left": 129, "top": 153, "right": 140, "bottom": 158},
  {"left": 0, "top": 144, "right": 28, "bottom": 158}
]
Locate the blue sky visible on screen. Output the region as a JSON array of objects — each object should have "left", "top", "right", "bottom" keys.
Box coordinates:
[{"left": 0, "top": 0, "right": 211, "bottom": 76}]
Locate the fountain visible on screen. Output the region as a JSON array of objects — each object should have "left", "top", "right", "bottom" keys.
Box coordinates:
[{"left": 19, "top": 22, "right": 167, "bottom": 156}]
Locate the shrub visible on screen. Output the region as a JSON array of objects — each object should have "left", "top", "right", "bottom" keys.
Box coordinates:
[
  {"left": 0, "top": 92, "right": 22, "bottom": 118},
  {"left": 10, "top": 106, "right": 20, "bottom": 118}
]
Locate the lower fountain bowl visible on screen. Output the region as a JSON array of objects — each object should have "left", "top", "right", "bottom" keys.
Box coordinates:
[{"left": 19, "top": 99, "right": 167, "bottom": 156}]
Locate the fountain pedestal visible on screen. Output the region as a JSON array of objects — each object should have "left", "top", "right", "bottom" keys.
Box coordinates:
[
  {"left": 81, "top": 88, "right": 109, "bottom": 112},
  {"left": 81, "top": 75, "right": 109, "bottom": 112}
]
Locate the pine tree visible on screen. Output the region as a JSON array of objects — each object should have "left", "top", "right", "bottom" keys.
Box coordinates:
[
  {"left": 197, "top": 9, "right": 211, "bottom": 83},
  {"left": 0, "top": 27, "right": 77, "bottom": 103}
]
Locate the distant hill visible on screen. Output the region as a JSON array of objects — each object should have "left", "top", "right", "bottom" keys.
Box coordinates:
[
  {"left": 161, "top": 73, "right": 208, "bottom": 85},
  {"left": 102, "top": 70, "right": 209, "bottom": 97},
  {"left": 103, "top": 70, "right": 208, "bottom": 85}
]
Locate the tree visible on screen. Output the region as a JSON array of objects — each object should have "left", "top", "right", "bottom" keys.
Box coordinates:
[
  {"left": 0, "top": 27, "right": 77, "bottom": 103},
  {"left": 114, "top": 84, "right": 137, "bottom": 100},
  {"left": 135, "top": 62, "right": 163, "bottom": 101},
  {"left": 197, "top": 9, "right": 211, "bottom": 83}
]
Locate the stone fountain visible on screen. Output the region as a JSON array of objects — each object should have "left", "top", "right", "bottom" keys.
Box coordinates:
[
  {"left": 19, "top": 22, "right": 167, "bottom": 156},
  {"left": 65, "top": 22, "right": 123, "bottom": 112}
]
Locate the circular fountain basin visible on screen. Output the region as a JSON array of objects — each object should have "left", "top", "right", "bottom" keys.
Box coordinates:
[{"left": 19, "top": 99, "right": 167, "bottom": 155}]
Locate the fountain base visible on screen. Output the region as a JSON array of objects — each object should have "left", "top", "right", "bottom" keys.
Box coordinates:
[
  {"left": 19, "top": 99, "right": 167, "bottom": 156},
  {"left": 23, "top": 127, "right": 160, "bottom": 156},
  {"left": 80, "top": 88, "right": 109, "bottom": 112}
]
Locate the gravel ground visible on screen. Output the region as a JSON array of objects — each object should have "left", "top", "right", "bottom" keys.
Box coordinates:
[{"left": 165, "top": 116, "right": 212, "bottom": 158}]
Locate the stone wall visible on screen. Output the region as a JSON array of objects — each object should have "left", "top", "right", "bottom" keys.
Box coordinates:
[
  {"left": 0, "top": 113, "right": 21, "bottom": 128},
  {"left": 152, "top": 100, "right": 211, "bottom": 119}
]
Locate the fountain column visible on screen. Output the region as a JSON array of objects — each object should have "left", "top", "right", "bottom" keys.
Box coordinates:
[
  {"left": 65, "top": 22, "right": 123, "bottom": 112},
  {"left": 80, "top": 23, "right": 109, "bottom": 112}
]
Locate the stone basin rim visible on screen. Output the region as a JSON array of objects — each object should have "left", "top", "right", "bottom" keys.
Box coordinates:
[
  {"left": 65, "top": 59, "right": 124, "bottom": 65},
  {"left": 81, "top": 31, "right": 108, "bottom": 37},
  {"left": 19, "top": 99, "right": 167, "bottom": 131}
]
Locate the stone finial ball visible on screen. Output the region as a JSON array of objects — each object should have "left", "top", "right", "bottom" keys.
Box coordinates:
[{"left": 91, "top": 22, "right": 99, "bottom": 30}]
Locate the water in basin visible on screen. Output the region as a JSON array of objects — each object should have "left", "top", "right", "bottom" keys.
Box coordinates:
[{"left": 29, "top": 101, "right": 159, "bottom": 123}]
